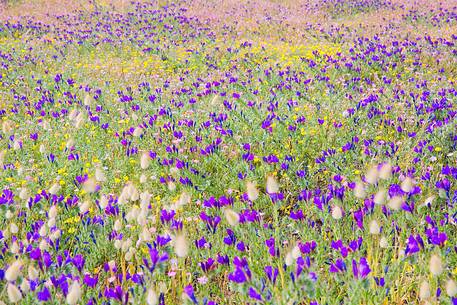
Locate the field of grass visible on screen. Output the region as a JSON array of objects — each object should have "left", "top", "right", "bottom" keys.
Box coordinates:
[{"left": 0, "top": 0, "right": 456, "bottom": 304}]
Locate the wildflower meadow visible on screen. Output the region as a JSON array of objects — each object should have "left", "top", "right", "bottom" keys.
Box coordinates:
[{"left": 0, "top": 0, "right": 456, "bottom": 304}]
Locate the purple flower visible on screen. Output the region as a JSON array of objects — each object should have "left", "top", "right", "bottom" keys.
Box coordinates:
[
  {"left": 329, "top": 259, "right": 346, "bottom": 273},
  {"left": 37, "top": 287, "right": 51, "bottom": 301},
  {"left": 184, "top": 285, "right": 198, "bottom": 304},
  {"left": 228, "top": 257, "right": 251, "bottom": 283},
  {"left": 199, "top": 258, "right": 215, "bottom": 273},
  {"left": 405, "top": 234, "right": 424, "bottom": 255},
  {"left": 264, "top": 266, "right": 278, "bottom": 284},
  {"left": 104, "top": 286, "right": 124, "bottom": 301},
  {"left": 228, "top": 267, "right": 248, "bottom": 283},
  {"left": 248, "top": 287, "right": 262, "bottom": 301},
  {"left": 352, "top": 257, "right": 371, "bottom": 279},
  {"left": 425, "top": 228, "right": 447, "bottom": 246},
  {"left": 84, "top": 274, "right": 98, "bottom": 288},
  {"left": 374, "top": 277, "right": 385, "bottom": 287},
  {"left": 72, "top": 254, "right": 85, "bottom": 272},
  {"left": 290, "top": 209, "right": 304, "bottom": 220}
]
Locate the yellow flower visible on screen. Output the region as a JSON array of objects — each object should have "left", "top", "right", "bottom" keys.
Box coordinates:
[{"left": 128, "top": 264, "right": 136, "bottom": 274}]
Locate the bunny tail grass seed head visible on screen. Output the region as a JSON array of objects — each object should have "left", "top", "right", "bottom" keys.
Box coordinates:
[
  {"left": 246, "top": 181, "right": 259, "bottom": 201},
  {"left": 7, "top": 283, "right": 22, "bottom": 303},
  {"left": 146, "top": 287, "right": 158, "bottom": 305},
  {"left": 5, "top": 260, "right": 23, "bottom": 282},
  {"left": 369, "top": 220, "right": 380, "bottom": 235},
  {"left": 354, "top": 181, "right": 366, "bottom": 199},
  {"left": 446, "top": 279, "right": 457, "bottom": 297},
  {"left": 224, "top": 208, "right": 240, "bottom": 226},
  {"left": 174, "top": 232, "right": 189, "bottom": 258},
  {"left": 379, "top": 163, "right": 392, "bottom": 180},
  {"left": 365, "top": 166, "right": 379, "bottom": 184},
  {"left": 429, "top": 254, "right": 443, "bottom": 276},
  {"left": 331, "top": 205, "right": 343, "bottom": 220},
  {"left": 266, "top": 174, "right": 279, "bottom": 193},
  {"left": 419, "top": 280, "right": 430, "bottom": 300},
  {"left": 66, "top": 280, "right": 81, "bottom": 305}
]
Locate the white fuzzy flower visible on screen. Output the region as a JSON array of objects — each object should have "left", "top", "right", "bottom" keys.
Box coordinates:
[
  {"left": 291, "top": 245, "right": 301, "bottom": 259},
  {"left": 365, "top": 166, "right": 379, "bottom": 184},
  {"left": 387, "top": 196, "right": 403, "bottom": 210},
  {"left": 5, "top": 260, "right": 23, "bottom": 282},
  {"left": 140, "top": 174, "right": 148, "bottom": 183},
  {"left": 99, "top": 195, "right": 108, "bottom": 209},
  {"left": 0, "top": 150, "right": 5, "bottom": 166},
  {"left": 133, "top": 126, "right": 144, "bottom": 137},
  {"left": 39, "top": 224, "right": 47, "bottom": 237},
  {"left": 66, "top": 281, "right": 81, "bottom": 305},
  {"left": 79, "top": 200, "right": 91, "bottom": 214},
  {"left": 284, "top": 251, "right": 294, "bottom": 266},
  {"left": 146, "top": 288, "right": 158, "bottom": 305},
  {"left": 48, "top": 183, "right": 61, "bottom": 195},
  {"left": 401, "top": 177, "right": 414, "bottom": 193},
  {"left": 9, "top": 223, "right": 19, "bottom": 234},
  {"left": 39, "top": 144, "right": 46, "bottom": 154},
  {"left": 353, "top": 181, "right": 366, "bottom": 199},
  {"left": 19, "top": 187, "right": 30, "bottom": 200},
  {"left": 114, "top": 219, "right": 122, "bottom": 231},
  {"left": 7, "top": 284, "right": 22, "bottom": 303},
  {"left": 446, "top": 279, "right": 457, "bottom": 297},
  {"left": 266, "top": 175, "right": 279, "bottom": 193},
  {"left": 224, "top": 209, "right": 240, "bottom": 226},
  {"left": 379, "top": 236, "right": 388, "bottom": 248},
  {"left": 178, "top": 192, "right": 191, "bottom": 207},
  {"left": 28, "top": 265, "right": 39, "bottom": 280},
  {"left": 429, "top": 254, "right": 443, "bottom": 276},
  {"left": 378, "top": 163, "right": 392, "bottom": 180},
  {"left": 246, "top": 181, "right": 259, "bottom": 201},
  {"left": 140, "top": 152, "right": 151, "bottom": 169},
  {"left": 167, "top": 181, "right": 176, "bottom": 192},
  {"left": 373, "top": 189, "right": 386, "bottom": 205},
  {"left": 20, "top": 279, "right": 30, "bottom": 293},
  {"left": 331, "top": 205, "right": 343, "bottom": 220},
  {"left": 95, "top": 167, "right": 106, "bottom": 182},
  {"left": 369, "top": 220, "right": 380, "bottom": 235},
  {"left": 84, "top": 94, "right": 92, "bottom": 106},
  {"left": 419, "top": 281, "right": 430, "bottom": 300},
  {"left": 174, "top": 233, "right": 189, "bottom": 258},
  {"left": 82, "top": 178, "right": 97, "bottom": 193},
  {"left": 66, "top": 138, "right": 75, "bottom": 149},
  {"left": 49, "top": 205, "right": 58, "bottom": 219}
]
